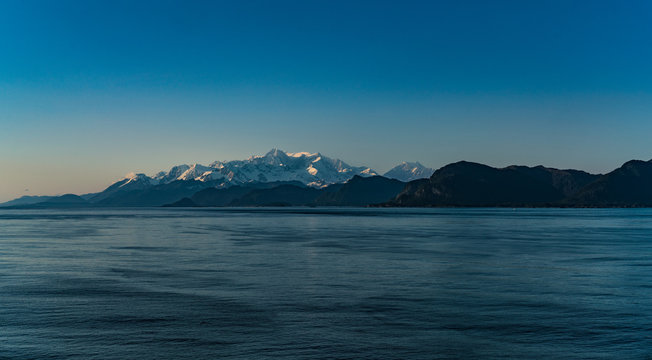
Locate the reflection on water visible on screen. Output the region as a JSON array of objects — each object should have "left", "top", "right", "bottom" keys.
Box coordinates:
[{"left": 1, "top": 208, "right": 652, "bottom": 359}]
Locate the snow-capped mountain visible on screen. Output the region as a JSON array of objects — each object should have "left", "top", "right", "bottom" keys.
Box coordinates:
[
  {"left": 110, "top": 149, "right": 378, "bottom": 191},
  {"left": 175, "top": 164, "right": 214, "bottom": 181},
  {"left": 153, "top": 165, "right": 190, "bottom": 183},
  {"left": 383, "top": 162, "right": 434, "bottom": 182},
  {"left": 90, "top": 172, "right": 160, "bottom": 202}
]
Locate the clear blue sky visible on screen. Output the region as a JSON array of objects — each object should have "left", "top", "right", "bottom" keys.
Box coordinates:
[{"left": 1, "top": 0, "right": 651, "bottom": 201}]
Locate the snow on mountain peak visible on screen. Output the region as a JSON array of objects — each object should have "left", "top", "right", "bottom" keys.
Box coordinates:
[
  {"left": 154, "top": 164, "right": 191, "bottom": 183},
  {"left": 384, "top": 162, "right": 434, "bottom": 182},
  {"left": 114, "top": 172, "right": 158, "bottom": 188},
  {"left": 124, "top": 172, "right": 140, "bottom": 180},
  {"left": 287, "top": 151, "right": 318, "bottom": 158},
  {"left": 121, "top": 172, "right": 157, "bottom": 187},
  {"left": 176, "top": 164, "right": 213, "bottom": 181},
  {"left": 115, "top": 149, "right": 380, "bottom": 189}
]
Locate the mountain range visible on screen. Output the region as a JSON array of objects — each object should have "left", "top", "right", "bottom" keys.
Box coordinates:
[
  {"left": 1, "top": 149, "right": 425, "bottom": 207},
  {"left": 2, "top": 149, "right": 652, "bottom": 208},
  {"left": 147, "top": 149, "right": 380, "bottom": 188}
]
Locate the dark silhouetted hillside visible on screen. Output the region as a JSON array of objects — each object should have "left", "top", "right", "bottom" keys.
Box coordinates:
[
  {"left": 567, "top": 160, "right": 652, "bottom": 206},
  {"left": 315, "top": 175, "right": 406, "bottom": 206},
  {"left": 165, "top": 181, "right": 307, "bottom": 207},
  {"left": 389, "top": 161, "right": 566, "bottom": 207},
  {"left": 228, "top": 185, "right": 322, "bottom": 206}
]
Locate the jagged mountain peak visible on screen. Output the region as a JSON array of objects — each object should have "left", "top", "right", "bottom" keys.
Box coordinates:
[
  {"left": 384, "top": 161, "right": 434, "bottom": 182},
  {"left": 124, "top": 172, "right": 149, "bottom": 180},
  {"left": 400, "top": 161, "right": 424, "bottom": 167},
  {"left": 121, "top": 172, "right": 157, "bottom": 187},
  {"left": 176, "top": 164, "right": 213, "bottom": 181},
  {"left": 104, "top": 150, "right": 379, "bottom": 195},
  {"left": 154, "top": 164, "right": 191, "bottom": 183}
]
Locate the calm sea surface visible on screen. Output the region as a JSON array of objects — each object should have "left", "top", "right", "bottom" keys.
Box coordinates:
[{"left": 1, "top": 208, "right": 652, "bottom": 359}]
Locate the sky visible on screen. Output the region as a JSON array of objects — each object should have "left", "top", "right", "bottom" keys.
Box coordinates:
[{"left": 1, "top": 0, "right": 652, "bottom": 201}]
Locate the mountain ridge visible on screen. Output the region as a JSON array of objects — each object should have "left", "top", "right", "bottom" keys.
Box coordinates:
[
  {"left": 384, "top": 160, "right": 649, "bottom": 207},
  {"left": 3, "top": 152, "right": 652, "bottom": 208},
  {"left": 166, "top": 175, "right": 407, "bottom": 207},
  {"left": 122, "top": 149, "right": 379, "bottom": 188}
]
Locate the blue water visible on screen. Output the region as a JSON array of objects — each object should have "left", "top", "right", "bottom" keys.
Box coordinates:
[{"left": 1, "top": 208, "right": 652, "bottom": 359}]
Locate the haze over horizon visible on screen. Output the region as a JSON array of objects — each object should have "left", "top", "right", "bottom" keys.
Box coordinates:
[{"left": 2, "top": 0, "right": 652, "bottom": 202}]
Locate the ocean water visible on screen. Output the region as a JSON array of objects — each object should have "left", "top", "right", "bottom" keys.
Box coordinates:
[{"left": 1, "top": 208, "right": 652, "bottom": 359}]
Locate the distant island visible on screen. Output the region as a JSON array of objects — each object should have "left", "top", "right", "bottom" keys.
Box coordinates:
[{"left": 2, "top": 149, "right": 652, "bottom": 208}]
